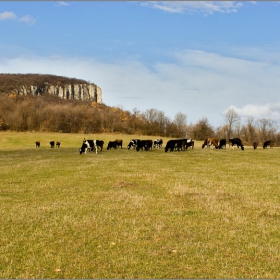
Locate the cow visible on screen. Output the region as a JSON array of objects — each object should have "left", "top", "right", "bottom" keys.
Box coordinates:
[
  {"left": 263, "top": 140, "right": 272, "bottom": 149},
  {"left": 202, "top": 138, "right": 219, "bottom": 149},
  {"left": 107, "top": 141, "right": 118, "bottom": 150},
  {"left": 186, "top": 139, "right": 194, "bottom": 150},
  {"left": 127, "top": 139, "right": 140, "bottom": 150},
  {"left": 56, "top": 141, "right": 61, "bottom": 148},
  {"left": 253, "top": 141, "right": 258, "bottom": 150},
  {"left": 50, "top": 141, "right": 55, "bottom": 148},
  {"left": 165, "top": 139, "right": 179, "bottom": 152},
  {"left": 177, "top": 139, "right": 189, "bottom": 151},
  {"left": 153, "top": 139, "right": 163, "bottom": 149},
  {"left": 82, "top": 139, "right": 104, "bottom": 154},
  {"left": 136, "top": 140, "right": 153, "bottom": 151},
  {"left": 229, "top": 138, "right": 244, "bottom": 150},
  {"left": 80, "top": 140, "right": 90, "bottom": 154},
  {"left": 115, "top": 139, "right": 123, "bottom": 148},
  {"left": 218, "top": 139, "right": 227, "bottom": 149},
  {"left": 35, "top": 141, "right": 40, "bottom": 148}
]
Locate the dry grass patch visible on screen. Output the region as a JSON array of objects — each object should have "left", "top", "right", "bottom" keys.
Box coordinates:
[{"left": 1, "top": 132, "right": 280, "bottom": 278}]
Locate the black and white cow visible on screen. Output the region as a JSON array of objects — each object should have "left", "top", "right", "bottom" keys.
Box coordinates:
[
  {"left": 263, "top": 140, "right": 272, "bottom": 149},
  {"left": 127, "top": 139, "right": 141, "bottom": 150},
  {"left": 229, "top": 138, "right": 244, "bottom": 150},
  {"left": 136, "top": 140, "right": 153, "bottom": 151},
  {"left": 218, "top": 139, "right": 226, "bottom": 149},
  {"left": 35, "top": 141, "right": 40, "bottom": 148},
  {"left": 80, "top": 139, "right": 104, "bottom": 154},
  {"left": 80, "top": 141, "right": 90, "bottom": 154},
  {"left": 153, "top": 139, "right": 163, "bottom": 149},
  {"left": 50, "top": 141, "right": 55, "bottom": 148},
  {"left": 185, "top": 139, "right": 194, "bottom": 150},
  {"left": 56, "top": 141, "right": 61, "bottom": 148}
]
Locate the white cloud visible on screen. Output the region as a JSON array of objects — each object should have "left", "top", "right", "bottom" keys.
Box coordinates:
[
  {"left": 19, "top": 15, "right": 37, "bottom": 25},
  {"left": 140, "top": 1, "right": 243, "bottom": 15},
  {"left": 1, "top": 47, "right": 280, "bottom": 127},
  {"left": 224, "top": 103, "right": 280, "bottom": 122},
  {"left": 0, "top": 11, "right": 36, "bottom": 25},
  {"left": 0, "top": 11, "right": 17, "bottom": 21}
]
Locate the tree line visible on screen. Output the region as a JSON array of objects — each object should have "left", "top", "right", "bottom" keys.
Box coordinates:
[{"left": 0, "top": 93, "right": 279, "bottom": 146}]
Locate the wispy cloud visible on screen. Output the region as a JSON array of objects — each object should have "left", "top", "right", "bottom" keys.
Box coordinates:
[
  {"left": 19, "top": 15, "right": 37, "bottom": 25},
  {"left": 0, "top": 11, "right": 36, "bottom": 25},
  {"left": 55, "top": 1, "right": 69, "bottom": 7},
  {"left": 0, "top": 11, "right": 17, "bottom": 21},
  {"left": 1, "top": 47, "right": 280, "bottom": 126},
  {"left": 140, "top": 1, "right": 243, "bottom": 15}
]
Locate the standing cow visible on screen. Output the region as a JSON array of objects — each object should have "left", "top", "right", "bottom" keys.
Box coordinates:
[
  {"left": 35, "top": 141, "right": 40, "bottom": 148},
  {"left": 229, "top": 138, "right": 244, "bottom": 150},
  {"left": 153, "top": 139, "right": 163, "bottom": 149},
  {"left": 253, "top": 141, "right": 258, "bottom": 150},
  {"left": 136, "top": 140, "right": 153, "bottom": 151},
  {"left": 202, "top": 138, "right": 219, "bottom": 149},
  {"left": 218, "top": 139, "right": 226, "bottom": 149},
  {"left": 263, "top": 140, "right": 272, "bottom": 149},
  {"left": 127, "top": 139, "right": 140, "bottom": 150},
  {"left": 50, "top": 141, "right": 55, "bottom": 148}
]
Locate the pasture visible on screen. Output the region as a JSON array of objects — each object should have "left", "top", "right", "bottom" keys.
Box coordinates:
[{"left": 0, "top": 132, "right": 280, "bottom": 278}]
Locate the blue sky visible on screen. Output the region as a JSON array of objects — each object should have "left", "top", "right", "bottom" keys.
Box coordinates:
[{"left": 1, "top": 1, "right": 280, "bottom": 127}]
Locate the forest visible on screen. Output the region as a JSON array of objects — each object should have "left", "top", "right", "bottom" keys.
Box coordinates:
[
  {"left": 1, "top": 92, "right": 280, "bottom": 146},
  {"left": 0, "top": 73, "right": 279, "bottom": 146}
]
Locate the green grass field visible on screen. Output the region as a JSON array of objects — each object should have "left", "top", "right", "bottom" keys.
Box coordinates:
[{"left": 1, "top": 132, "right": 280, "bottom": 278}]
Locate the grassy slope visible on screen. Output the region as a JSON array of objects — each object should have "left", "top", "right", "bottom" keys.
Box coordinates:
[{"left": 0, "top": 132, "right": 280, "bottom": 278}]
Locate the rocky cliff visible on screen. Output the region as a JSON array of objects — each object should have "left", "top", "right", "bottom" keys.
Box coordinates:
[
  {"left": 0, "top": 74, "right": 102, "bottom": 103},
  {"left": 16, "top": 83, "right": 102, "bottom": 103}
]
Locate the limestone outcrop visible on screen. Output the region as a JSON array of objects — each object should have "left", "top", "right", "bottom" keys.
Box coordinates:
[{"left": 15, "top": 83, "right": 102, "bottom": 103}]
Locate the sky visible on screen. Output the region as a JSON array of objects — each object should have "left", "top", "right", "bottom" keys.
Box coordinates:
[{"left": 1, "top": 1, "right": 280, "bottom": 128}]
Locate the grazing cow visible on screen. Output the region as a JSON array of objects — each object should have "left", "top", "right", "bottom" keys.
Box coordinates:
[
  {"left": 136, "top": 140, "right": 153, "bottom": 151},
  {"left": 165, "top": 139, "right": 182, "bottom": 152},
  {"left": 153, "top": 139, "right": 163, "bottom": 149},
  {"left": 82, "top": 139, "right": 104, "bottom": 154},
  {"left": 186, "top": 139, "right": 194, "bottom": 150},
  {"left": 107, "top": 139, "right": 123, "bottom": 150},
  {"left": 50, "top": 141, "right": 55, "bottom": 148},
  {"left": 202, "top": 138, "right": 219, "bottom": 149},
  {"left": 35, "top": 141, "right": 40, "bottom": 148},
  {"left": 218, "top": 139, "right": 226, "bottom": 149},
  {"left": 56, "top": 141, "right": 61, "bottom": 148},
  {"left": 263, "top": 140, "right": 272, "bottom": 149},
  {"left": 80, "top": 141, "right": 90, "bottom": 154},
  {"left": 107, "top": 141, "right": 118, "bottom": 150},
  {"left": 127, "top": 139, "right": 140, "bottom": 150},
  {"left": 253, "top": 141, "right": 258, "bottom": 150},
  {"left": 229, "top": 138, "right": 244, "bottom": 150},
  {"left": 115, "top": 139, "right": 123, "bottom": 148}
]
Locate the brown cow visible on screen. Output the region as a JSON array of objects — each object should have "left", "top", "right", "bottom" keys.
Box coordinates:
[
  {"left": 202, "top": 138, "right": 219, "bottom": 149},
  {"left": 253, "top": 141, "right": 258, "bottom": 150}
]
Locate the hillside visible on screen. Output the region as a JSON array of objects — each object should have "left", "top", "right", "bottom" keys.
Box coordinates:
[
  {"left": 0, "top": 73, "right": 90, "bottom": 92},
  {"left": 0, "top": 73, "right": 102, "bottom": 103}
]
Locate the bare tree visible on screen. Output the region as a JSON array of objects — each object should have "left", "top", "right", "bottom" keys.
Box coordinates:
[
  {"left": 189, "top": 117, "right": 214, "bottom": 140},
  {"left": 224, "top": 108, "right": 240, "bottom": 140},
  {"left": 173, "top": 112, "right": 187, "bottom": 138}
]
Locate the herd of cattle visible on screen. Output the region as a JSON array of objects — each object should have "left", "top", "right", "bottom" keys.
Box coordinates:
[{"left": 35, "top": 138, "right": 273, "bottom": 154}]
